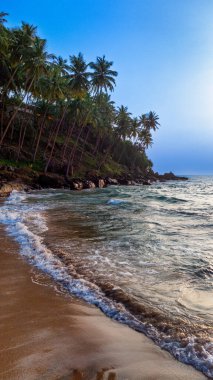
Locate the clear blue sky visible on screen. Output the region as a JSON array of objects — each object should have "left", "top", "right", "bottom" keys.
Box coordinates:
[{"left": 3, "top": 0, "right": 213, "bottom": 174}]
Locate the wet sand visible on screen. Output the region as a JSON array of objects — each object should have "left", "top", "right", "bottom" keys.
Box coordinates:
[{"left": 0, "top": 225, "right": 206, "bottom": 380}]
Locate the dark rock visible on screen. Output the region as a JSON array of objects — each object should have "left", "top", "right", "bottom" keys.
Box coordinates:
[
  {"left": 83, "top": 180, "right": 96, "bottom": 189},
  {"left": 90, "top": 177, "right": 106, "bottom": 188},
  {"left": 159, "top": 172, "right": 188, "bottom": 181},
  {"left": 38, "top": 174, "right": 66, "bottom": 188},
  {"left": 143, "top": 180, "right": 151, "bottom": 185},
  {"left": 0, "top": 170, "right": 17, "bottom": 182}
]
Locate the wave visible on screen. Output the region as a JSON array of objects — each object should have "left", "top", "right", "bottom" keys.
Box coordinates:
[
  {"left": 143, "top": 194, "right": 188, "bottom": 203},
  {"left": 1, "top": 191, "right": 213, "bottom": 378}
]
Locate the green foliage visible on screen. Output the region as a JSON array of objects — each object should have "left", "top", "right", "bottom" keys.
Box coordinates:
[
  {"left": 0, "top": 158, "right": 44, "bottom": 171},
  {"left": 0, "top": 11, "right": 160, "bottom": 177}
]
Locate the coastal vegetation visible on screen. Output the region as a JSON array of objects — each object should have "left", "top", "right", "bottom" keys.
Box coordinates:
[{"left": 0, "top": 11, "right": 160, "bottom": 178}]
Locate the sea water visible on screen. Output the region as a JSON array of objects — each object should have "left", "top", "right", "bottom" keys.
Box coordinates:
[{"left": 1, "top": 176, "right": 213, "bottom": 377}]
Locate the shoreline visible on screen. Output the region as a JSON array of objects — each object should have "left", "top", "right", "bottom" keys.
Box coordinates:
[
  {"left": 0, "top": 164, "right": 188, "bottom": 197},
  {"left": 0, "top": 224, "right": 206, "bottom": 380}
]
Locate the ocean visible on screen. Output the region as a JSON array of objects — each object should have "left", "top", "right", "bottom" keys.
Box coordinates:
[{"left": 1, "top": 176, "right": 213, "bottom": 378}]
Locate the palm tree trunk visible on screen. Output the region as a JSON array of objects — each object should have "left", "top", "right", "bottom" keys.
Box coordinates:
[
  {"left": 93, "top": 132, "right": 100, "bottom": 154},
  {"left": 61, "top": 122, "right": 75, "bottom": 162},
  {"left": 0, "top": 63, "right": 21, "bottom": 103},
  {"left": 66, "top": 108, "right": 92, "bottom": 177},
  {"left": 33, "top": 108, "right": 49, "bottom": 162},
  {"left": 17, "top": 118, "right": 25, "bottom": 160},
  {"left": 44, "top": 105, "right": 68, "bottom": 173},
  {"left": 19, "top": 123, "right": 27, "bottom": 153},
  {"left": 10, "top": 122, "right": 15, "bottom": 142},
  {"left": 66, "top": 123, "right": 85, "bottom": 177},
  {"left": 98, "top": 137, "right": 118, "bottom": 170},
  {"left": 44, "top": 121, "right": 57, "bottom": 156},
  {"left": 0, "top": 74, "right": 36, "bottom": 146},
  {"left": 78, "top": 127, "right": 90, "bottom": 165}
]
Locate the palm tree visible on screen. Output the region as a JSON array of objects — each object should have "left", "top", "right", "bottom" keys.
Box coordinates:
[
  {"left": 131, "top": 117, "right": 140, "bottom": 143},
  {"left": 68, "top": 53, "right": 90, "bottom": 98},
  {"left": 116, "top": 105, "right": 132, "bottom": 140},
  {"left": 53, "top": 56, "right": 69, "bottom": 75},
  {"left": 44, "top": 65, "right": 70, "bottom": 173},
  {"left": 32, "top": 60, "right": 69, "bottom": 162},
  {"left": 138, "top": 129, "right": 153, "bottom": 150},
  {"left": 139, "top": 111, "right": 160, "bottom": 132},
  {"left": 90, "top": 55, "right": 117, "bottom": 94},
  {"left": 65, "top": 95, "right": 93, "bottom": 176},
  {"left": 92, "top": 93, "right": 115, "bottom": 154},
  {"left": 147, "top": 111, "right": 160, "bottom": 131},
  {"left": 0, "top": 11, "right": 8, "bottom": 25},
  {"left": 137, "top": 111, "right": 159, "bottom": 151},
  {"left": 0, "top": 35, "right": 51, "bottom": 146}
]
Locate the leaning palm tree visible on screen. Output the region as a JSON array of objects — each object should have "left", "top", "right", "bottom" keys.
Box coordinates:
[
  {"left": 65, "top": 95, "right": 94, "bottom": 176},
  {"left": 44, "top": 66, "right": 70, "bottom": 173},
  {"left": 89, "top": 55, "right": 117, "bottom": 94},
  {"left": 92, "top": 93, "right": 116, "bottom": 154},
  {"left": 0, "top": 22, "right": 37, "bottom": 132},
  {"left": 139, "top": 111, "right": 160, "bottom": 132},
  {"left": 131, "top": 117, "right": 140, "bottom": 143},
  {"left": 0, "top": 35, "right": 51, "bottom": 146}
]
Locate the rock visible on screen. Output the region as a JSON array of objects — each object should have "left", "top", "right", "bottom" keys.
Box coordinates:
[
  {"left": 106, "top": 177, "right": 118, "bottom": 185},
  {"left": 159, "top": 172, "right": 188, "bottom": 181},
  {"left": 97, "top": 179, "right": 106, "bottom": 188},
  {"left": 0, "top": 182, "right": 28, "bottom": 197},
  {"left": 0, "top": 170, "right": 17, "bottom": 182},
  {"left": 117, "top": 178, "right": 129, "bottom": 185},
  {"left": 83, "top": 180, "right": 96, "bottom": 189},
  {"left": 89, "top": 177, "right": 106, "bottom": 188},
  {"left": 143, "top": 180, "right": 151, "bottom": 185},
  {"left": 38, "top": 174, "right": 66, "bottom": 188},
  {"left": 70, "top": 180, "right": 84, "bottom": 190}
]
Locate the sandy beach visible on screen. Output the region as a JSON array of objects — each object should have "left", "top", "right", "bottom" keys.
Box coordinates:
[{"left": 0, "top": 225, "right": 206, "bottom": 380}]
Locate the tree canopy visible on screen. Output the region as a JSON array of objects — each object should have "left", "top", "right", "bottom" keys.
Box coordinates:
[{"left": 0, "top": 11, "right": 160, "bottom": 177}]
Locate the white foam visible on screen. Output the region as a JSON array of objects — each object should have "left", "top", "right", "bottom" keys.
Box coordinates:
[{"left": 107, "top": 199, "right": 125, "bottom": 205}]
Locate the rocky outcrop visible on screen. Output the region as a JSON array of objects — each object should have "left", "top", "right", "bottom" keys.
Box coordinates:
[
  {"left": 0, "top": 182, "right": 29, "bottom": 197},
  {"left": 0, "top": 165, "right": 188, "bottom": 197},
  {"left": 158, "top": 172, "right": 188, "bottom": 181}
]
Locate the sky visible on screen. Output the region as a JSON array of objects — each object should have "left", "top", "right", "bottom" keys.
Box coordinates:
[{"left": 2, "top": 0, "right": 213, "bottom": 174}]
